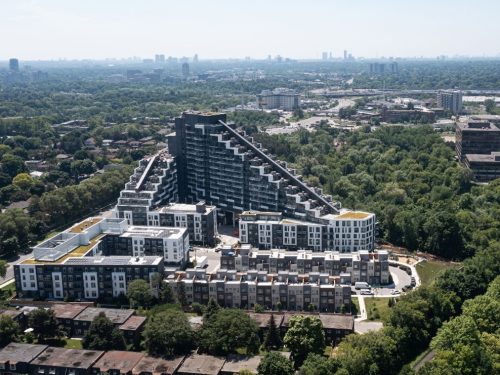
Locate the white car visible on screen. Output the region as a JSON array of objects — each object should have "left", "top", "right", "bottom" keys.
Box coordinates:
[{"left": 391, "top": 289, "right": 401, "bottom": 295}]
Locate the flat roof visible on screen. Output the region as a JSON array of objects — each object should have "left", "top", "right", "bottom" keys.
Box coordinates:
[
  {"left": 63, "top": 256, "right": 163, "bottom": 266},
  {"left": 157, "top": 203, "right": 216, "bottom": 214},
  {"left": 0, "top": 309, "right": 23, "bottom": 320},
  {"left": 122, "top": 226, "right": 185, "bottom": 240},
  {"left": 119, "top": 315, "right": 147, "bottom": 331},
  {"left": 22, "top": 233, "right": 105, "bottom": 265},
  {"left": 457, "top": 121, "right": 499, "bottom": 131},
  {"left": 221, "top": 355, "right": 261, "bottom": 374},
  {"left": 177, "top": 354, "right": 225, "bottom": 375},
  {"left": 336, "top": 211, "right": 371, "bottom": 219},
  {"left": 51, "top": 304, "right": 88, "bottom": 320},
  {"left": 74, "top": 307, "right": 134, "bottom": 324},
  {"left": 318, "top": 314, "right": 355, "bottom": 331},
  {"left": 0, "top": 343, "right": 48, "bottom": 365},
  {"left": 466, "top": 152, "right": 500, "bottom": 163},
  {"left": 69, "top": 217, "right": 103, "bottom": 233},
  {"left": 31, "top": 347, "right": 104, "bottom": 369},
  {"left": 247, "top": 313, "right": 284, "bottom": 329},
  {"left": 132, "top": 355, "right": 185, "bottom": 375},
  {"left": 93, "top": 351, "right": 144, "bottom": 373}
]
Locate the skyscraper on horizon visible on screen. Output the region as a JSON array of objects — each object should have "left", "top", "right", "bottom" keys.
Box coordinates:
[{"left": 9, "top": 58, "right": 19, "bottom": 72}]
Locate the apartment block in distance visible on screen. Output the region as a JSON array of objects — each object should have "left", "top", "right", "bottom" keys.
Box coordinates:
[
  {"left": 464, "top": 152, "right": 500, "bottom": 182},
  {"left": 168, "top": 268, "right": 351, "bottom": 312},
  {"left": 239, "top": 210, "right": 375, "bottom": 252},
  {"left": 455, "top": 120, "right": 500, "bottom": 162},
  {"left": 437, "top": 90, "right": 463, "bottom": 114},
  {"left": 257, "top": 88, "right": 300, "bottom": 111},
  {"left": 168, "top": 112, "right": 342, "bottom": 224}
]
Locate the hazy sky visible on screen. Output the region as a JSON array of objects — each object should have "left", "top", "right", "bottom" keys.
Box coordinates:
[{"left": 1, "top": 0, "right": 499, "bottom": 60}]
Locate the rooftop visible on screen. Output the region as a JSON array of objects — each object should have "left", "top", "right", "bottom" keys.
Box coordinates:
[
  {"left": 466, "top": 152, "right": 500, "bottom": 163},
  {"left": 335, "top": 211, "right": 371, "bottom": 220},
  {"left": 63, "top": 256, "right": 163, "bottom": 267},
  {"left": 69, "top": 217, "right": 103, "bottom": 233},
  {"left": 247, "top": 313, "right": 284, "bottom": 329},
  {"left": 31, "top": 347, "right": 104, "bottom": 369},
  {"left": 457, "top": 121, "right": 499, "bottom": 132},
  {"left": 318, "top": 314, "right": 355, "bottom": 330},
  {"left": 157, "top": 202, "right": 216, "bottom": 214},
  {"left": 221, "top": 355, "right": 261, "bottom": 375},
  {"left": 177, "top": 354, "right": 225, "bottom": 375},
  {"left": 0, "top": 309, "right": 23, "bottom": 320},
  {"left": 119, "top": 315, "right": 147, "bottom": 331},
  {"left": 132, "top": 356, "right": 185, "bottom": 375},
  {"left": 0, "top": 343, "right": 48, "bottom": 365},
  {"left": 74, "top": 307, "right": 134, "bottom": 324},
  {"left": 93, "top": 351, "right": 144, "bottom": 373},
  {"left": 121, "top": 226, "right": 185, "bottom": 240},
  {"left": 50, "top": 304, "right": 88, "bottom": 320}
]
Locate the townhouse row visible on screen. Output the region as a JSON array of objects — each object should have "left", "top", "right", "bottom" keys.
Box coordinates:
[
  {"left": 167, "top": 268, "right": 352, "bottom": 313},
  {"left": 221, "top": 246, "right": 390, "bottom": 285}
]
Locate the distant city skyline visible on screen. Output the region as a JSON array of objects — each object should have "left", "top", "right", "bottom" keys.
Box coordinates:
[{"left": 1, "top": 0, "right": 500, "bottom": 61}]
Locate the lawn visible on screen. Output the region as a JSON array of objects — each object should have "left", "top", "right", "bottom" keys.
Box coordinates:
[
  {"left": 0, "top": 282, "right": 15, "bottom": 302},
  {"left": 416, "top": 260, "right": 460, "bottom": 286},
  {"left": 64, "top": 338, "right": 83, "bottom": 349},
  {"left": 40, "top": 338, "right": 83, "bottom": 349},
  {"left": 365, "top": 297, "right": 396, "bottom": 322}
]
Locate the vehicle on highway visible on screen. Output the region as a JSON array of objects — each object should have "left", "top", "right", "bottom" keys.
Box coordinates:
[{"left": 355, "top": 282, "right": 371, "bottom": 290}]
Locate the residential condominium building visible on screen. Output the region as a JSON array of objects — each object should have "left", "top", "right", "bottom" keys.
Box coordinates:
[
  {"left": 115, "top": 150, "right": 178, "bottom": 226},
  {"left": 220, "top": 246, "right": 390, "bottom": 285},
  {"left": 145, "top": 202, "right": 217, "bottom": 246},
  {"left": 167, "top": 111, "right": 342, "bottom": 225},
  {"left": 257, "top": 88, "right": 300, "bottom": 110},
  {"left": 239, "top": 210, "right": 376, "bottom": 252},
  {"left": 437, "top": 90, "right": 463, "bottom": 114},
  {"left": 13, "top": 216, "right": 180, "bottom": 300},
  {"left": 167, "top": 268, "right": 352, "bottom": 312},
  {"left": 455, "top": 120, "right": 500, "bottom": 162}
]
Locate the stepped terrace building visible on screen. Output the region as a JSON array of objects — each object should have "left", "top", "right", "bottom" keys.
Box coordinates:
[
  {"left": 166, "top": 268, "right": 351, "bottom": 312},
  {"left": 13, "top": 216, "right": 191, "bottom": 300},
  {"left": 239, "top": 210, "right": 376, "bottom": 252},
  {"left": 168, "top": 112, "right": 342, "bottom": 225},
  {"left": 115, "top": 150, "right": 178, "bottom": 226},
  {"left": 220, "top": 246, "right": 390, "bottom": 285}
]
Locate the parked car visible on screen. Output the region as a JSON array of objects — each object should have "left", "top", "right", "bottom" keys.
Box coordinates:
[
  {"left": 355, "top": 282, "right": 371, "bottom": 290},
  {"left": 360, "top": 289, "right": 374, "bottom": 295},
  {"left": 391, "top": 289, "right": 401, "bottom": 295}
]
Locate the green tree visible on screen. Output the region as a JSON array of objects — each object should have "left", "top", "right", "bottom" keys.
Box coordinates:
[
  {"left": 28, "top": 308, "right": 60, "bottom": 342},
  {"left": 283, "top": 316, "right": 325, "bottom": 366},
  {"left": 262, "top": 314, "right": 282, "bottom": 351},
  {"left": 127, "top": 279, "right": 153, "bottom": 308},
  {"left": 1, "top": 154, "right": 27, "bottom": 177},
  {"left": 203, "top": 298, "right": 220, "bottom": 322},
  {"left": 82, "top": 312, "right": 126, "bottom": 350},
  {"left": 12, "top": 173, "right": 34, "bottom": 190},
  {"left": 0, "top": 315, "right": 19, "bottom": 347},
  {"left": 484, "top": 99, "right": 496, "bottom": 114},
  {"left": 257, "top": 352, "right": 294, "bottom": 375},
  {"left": 198, "top": 309, "right": 260, "bottom": 355},
  {"left": 143, "top": 310, "right": 193, "bottom": 357},
  {"left": 299, "top": 353, "right": 340, "bottom": 375}
]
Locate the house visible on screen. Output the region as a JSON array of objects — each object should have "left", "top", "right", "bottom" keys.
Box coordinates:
[
  {"left": 176, "top": 354, "right": 225, "bottom": 375},
  {"left": 318, "top": 314, "right": 355, "bottom": 344},
  {"left": 119, "top": 315, "right": 147, "bottom": 346},
  {"left": 84, "top": 138, "right": 97, "bottom": 149},
  {"left": 246, "top": 313, "right": 284, "bottom": 339},
  {"left": 91, "top": 351, "right": 144, "bottom": 375},
  {"left": 50, "top": 304, "right": 88, "bottom": 336},
  {"left": 0, "top": 309, "right": 27, "bottom": 329},
  {"left": 30, "top": 347, "right": 104, "bottom": 375},
  {"left": 73, "top": 308, "right": 135, "bottom": 336},
  {"left": 132, "top": 356, "right": 184, "bottom": 375},
  {"left": 0, "top": 343, "right": 48, "bottom": 375},
  {"left": 220, "top": 355, "right": 261, "bottom": 375}
]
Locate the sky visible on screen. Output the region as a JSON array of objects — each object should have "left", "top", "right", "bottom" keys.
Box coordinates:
[{"left": 1, "top": 0, "right": 499, "bottom": 61}]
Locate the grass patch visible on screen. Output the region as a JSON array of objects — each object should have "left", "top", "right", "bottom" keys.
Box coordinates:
[
  {"left": 351, "top": 298, "right": 360, "bottom": 316},
  {"left": 64, "top": 338, "right": 83, "bottom": 349},
  {"left": 416, "top": 260, "right": 460, "bottom": 286},
  {"left": 365, "top": 297, "right": 397, "bottom": 322}
]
